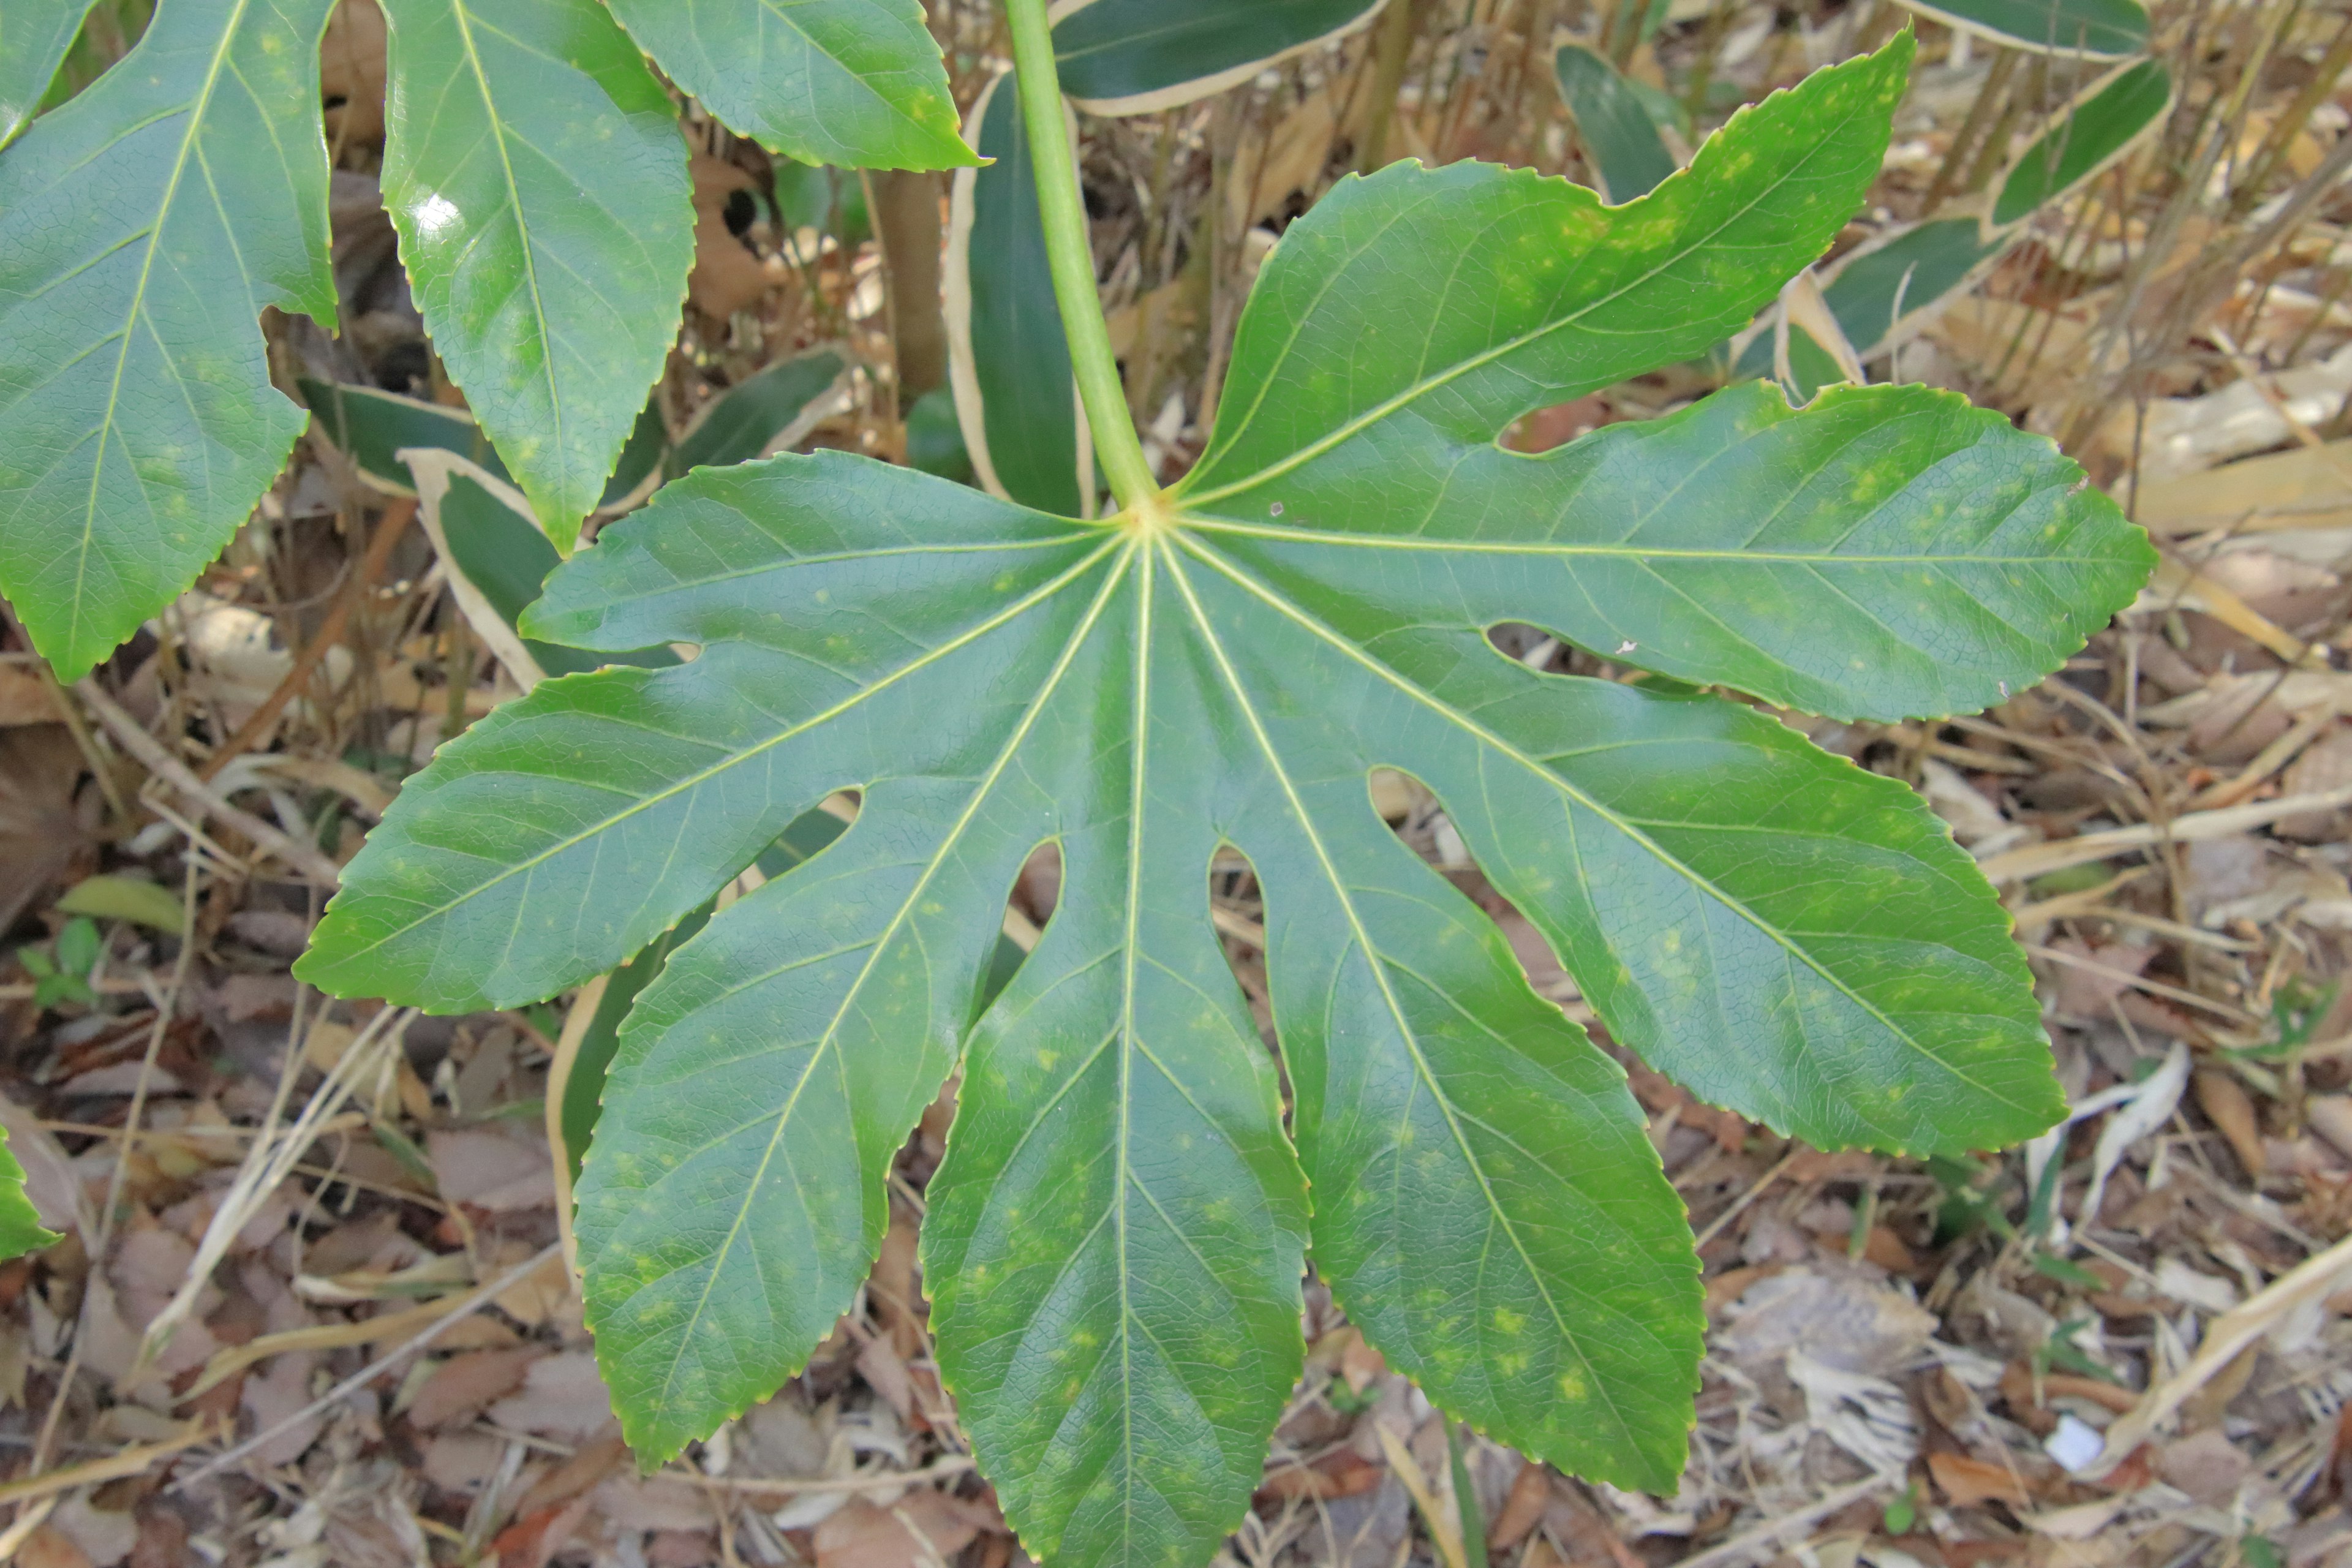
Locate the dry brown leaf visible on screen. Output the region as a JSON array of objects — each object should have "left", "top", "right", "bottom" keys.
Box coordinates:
[
  {"left": 514, "top": 1425, "right": 628, "bottom": 1518},
  {"left": 238, "top": 1348, "right": 322, "bottom": 1466},
  {"left": 689, "top": 155, "right": 775, "bottom": 318},
  {"left": 2194, "top": 1069, "right": 2266, "bottom": 1177},
  {"left": 2092, "top": 1228, "right": 2352, "bottom": 1473},
  {"left": 1716, "top": 1265, "right": 1937, "bottom": 1375},
  {"left": 1103, "top": 279, "right": 1200, "bottom": 361},
  {"left": 426, "top": 1126, "right": 556, "bottom": 1212},
  {"left": 173, "top": 591, "right": 331, "bottom": 726},
  {"left": 1227, "top": 86, "right": 1366, "bottom": 230},
  {"left": 0, "top": 663, "right": 61, "bottom": 726},
  {"left": 1930, "top": 298, "right": 2113, "bottom": 407},
  {"left": 1928, "top": 1450, "right": 2031, "bottom": 1507},
  {"left": 2156, "top": 1428, "right": 2250, "bottom": 1504},
  {"left": 2131, "top": 341, "right": 2352, "bottom": 483},
  {"left": 420, "top": 1430, "right": 506, "bottom": 1493},
  {"left": 49, "top": 1492, "right": 136, "bottom": 1568},
  {"left": 15, "top": 1524, "right": 94, "bottom": 1568},
  {"left": 486, "top": 1350, "right": 614, "bottom": 1441},
  {"left": 742, "top": 1395, "right": 832, "bottom": 1479},
  {"left": 1860, "top": 1225, "right": 1918, "bottom": 1274},
  {"left": 812, "top": 1493, "right": 997, "bottom": 1568},
  {"left": 2310, "top": 1096, "right": 2352, "bottom": 1164},
  {"left": 1493, "top": 910, "right": 1578, "bottom": 1004},
  {"left": 871, "top": 1209, "right": 921, "bottom": 1356},
  {"left": 1258, "top": 1452, "right": 1387, "bottom": 1501},
  {"left": 2278, "top": 727, "right": 2352, "bottom": 840},
  {"left": 0, "top": 725, "right": 92, "bottom": 937},
  {"left": 489, "top": 1242, "right": 570, "bottom": 1327},
  {"left": 407, "top": 1346, "right": 541, "bottom": 1429},
  {"left": 587, "top": 1471, "right": 712, "bottom": 1536},
  {"left": 854, "top": 1329, "right": 914, "bottom": 1422},
  {"left": 2044, "top": 935, "right": 2155, "bottom": 1017},
  {"left": 491, "top": 1494, "right": 598, "bottom": 1568},
  {"left": 2132, "top": 437, "right": 2352, "bottom": 540},
  {"left": 1487, "top": 1459, "right": 1549, "bottom": 1551}
]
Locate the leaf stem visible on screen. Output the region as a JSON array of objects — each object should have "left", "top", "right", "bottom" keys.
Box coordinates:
[{"left": 1003, "top": 0, "right": 1161, "bottom": 515}]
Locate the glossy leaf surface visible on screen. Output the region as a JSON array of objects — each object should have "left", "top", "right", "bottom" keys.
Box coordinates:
[
  {"left": 1895, "top": 0, "right": 2146, "bottom": 57},
  {"left": 606, "top": 0, "right": 973, "bottom": 170},
  {"left": 1993, "top": 58, "right": 2172, "bottom": 228},
  {"left": 379, "top": 0, "right": 692, "bottom": 549},
  {"left": 1051, "top": 0, "right": 1388, "bottom": 115},
  {"left": 1553, "top": 43, "right": 1676, "bottom": 202},
  {"left": 0, "top": 0, "right": 100, "bottom": 145},
  {"left": 303, "top": 38, "right": 2150, "bottom": 1568},
  {"left": 947, "top": 69, "right": 1090, "bottom": 514},
  {"left": 0, "top": 0, "right": 335, "bottom": 681}
]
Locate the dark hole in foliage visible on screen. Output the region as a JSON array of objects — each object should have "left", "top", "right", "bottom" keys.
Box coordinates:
[{"left": 723, "top": 187, "right": 758, "bottom": 238}]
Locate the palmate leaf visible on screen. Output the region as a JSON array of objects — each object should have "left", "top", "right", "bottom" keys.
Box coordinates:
[
  {"left": 301, "top": 36, "right": 2154, "bottom": 1568},
  {"left": 379, "top": 0, "right": 693, "bottom": 549},
  {"left": 0, "top": 0, "right": 336, "bottom": 682}
]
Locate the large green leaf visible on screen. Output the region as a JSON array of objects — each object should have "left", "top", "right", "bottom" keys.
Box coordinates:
[
  {"left": 1186, "top": 376, "right": 2134, "bottom": 1156},
  {"left": 1051, "top": 0, "right": 1389, "bottom": 116},
  {"left": 303, "top": 36, "right": 2151, "bottom": 1567},
  {"left": 0, "top": 0, "right": 336, "bottom": 682},
  {"left": 549, "top": 809, "right": 850, "bottom": 1186},
  {"left": 947, "top": 68, "right": 1090, "bottom": 515},
  {"left": 379, "top": 0, "right": 692, "bottom": 550},
  {"left": 0, "top": 0, "right": 102, "bottom": 146},
  {"left": 605, "top": 0, "right": 973, "bottom": 171}
]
